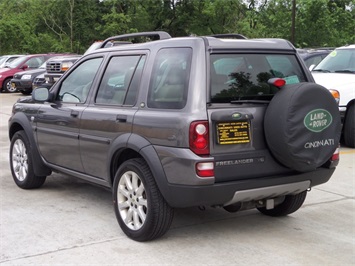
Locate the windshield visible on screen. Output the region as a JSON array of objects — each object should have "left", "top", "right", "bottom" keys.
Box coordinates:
[
  {"left": 8, "top": 56, "right": 27, "bottom": 68},
  {"left": 210, "top": 53, "right": 306, "bottom": 103},
  {"left": 0, "top": 57, "right": 7, "bottom": 65},
  {"left": 313, "top": 49, "right": 355, "bottom": 73},
  {"left": 39, "top": 62, "right": 46, "bottom": 69}
]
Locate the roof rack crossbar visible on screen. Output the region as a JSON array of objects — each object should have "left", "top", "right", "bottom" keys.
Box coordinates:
[
  {"left": 100, "top": 31, "right": 172, "bottom": 48},
  {"left": 210, "top": 34, "right": 247, "bottom": 40}
]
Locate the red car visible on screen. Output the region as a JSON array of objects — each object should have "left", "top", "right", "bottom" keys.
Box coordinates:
[{"left": 0, "top": 54, "right": 63, "bottom": 93}]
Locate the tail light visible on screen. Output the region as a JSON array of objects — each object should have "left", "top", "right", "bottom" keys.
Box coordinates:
[
  {"left": 324, "top": 146, "right": 340, "bottom": 168},
  {"left": 331, "top": 146, "right": 340, "bottom": 161},
  {"left": 189, "top": 121, "right": 209, "bottom": 156}
]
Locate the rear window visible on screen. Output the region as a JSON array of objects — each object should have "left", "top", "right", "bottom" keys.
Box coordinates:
[{"left": 210, "top": 54, "right": 306, "bottom": 103}]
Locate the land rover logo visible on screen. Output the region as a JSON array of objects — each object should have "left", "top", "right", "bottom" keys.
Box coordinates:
[
  {"left": 232, "top": 113, "right": 242, "bottom": 119},
  {"left": 304, "top": 109, "right": 332, "bottom": 132}
]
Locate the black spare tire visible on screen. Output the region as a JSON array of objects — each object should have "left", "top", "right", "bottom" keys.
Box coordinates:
[{"left": 264, "top": 82, "right": 341, "bottom": 172}]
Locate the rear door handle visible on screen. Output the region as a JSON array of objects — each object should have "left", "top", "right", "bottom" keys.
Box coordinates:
[
  {"left": 71, "top": 110, "right": 79, "bottom": 117},
  {"left": 116, "top": 114, "right": 127, "bottom": 122}
]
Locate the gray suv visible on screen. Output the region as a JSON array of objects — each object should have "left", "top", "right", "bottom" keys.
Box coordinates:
[{"left": 8, "top": 32, "right": 341, "bottom": 241}]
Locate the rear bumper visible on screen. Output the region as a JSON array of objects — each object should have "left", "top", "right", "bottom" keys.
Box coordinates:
[{"left": 162, "top": 167, "right": 335, "bottom": 208}]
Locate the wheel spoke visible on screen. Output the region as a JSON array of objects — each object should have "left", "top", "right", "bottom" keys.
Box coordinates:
[
  {"left": 118, "top": 200, "right": 130, "bottom": 210},
  {"left": 137, "top": 206, "right": 146, "bottom": 224},
  {"left": 136, "top": 182, "right": 144, "bottom": 197},
  {"left": 133, "top": 211, "right": 141, "bottom": 229},
  {"left": 118, "top": 185, "right": 130, "bottom": 199},
  {"left": 138, "top": 197, "right": 147, "bottom": 208},
  {"left": 124, "top": 208, "right": 133, "bottom": 225},
  {"left": 123, "top": 173, "right": 133, "bottom": 191},
  {"left": 131, "top": 173, "right": 139, "bottom": 191}
]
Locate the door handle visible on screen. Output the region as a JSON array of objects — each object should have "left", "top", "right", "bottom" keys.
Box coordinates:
[
  {"left": 116, "top": 114, "right": 127, "bottom": 122},
  {"left": 71, "top": 110, "right": 79, "bottom": 117}
]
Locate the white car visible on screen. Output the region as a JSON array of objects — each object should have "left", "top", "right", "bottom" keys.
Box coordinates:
[
  {"left": 312, "top": 45, "right": 355, "bottom": 148},
  {"left": 0, "top": 55, "right": 24, "bottom": 68}
]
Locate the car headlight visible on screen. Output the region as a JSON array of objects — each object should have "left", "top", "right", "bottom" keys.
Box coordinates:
[
  {"left": 329, "top": 89, "right": 340, "bottom": 105},
  {"left": 21, "top": 75, "right": 32, "bottom": 80},
  {"left": 61, "top": 62, "right": 74, "bottom": 71}
]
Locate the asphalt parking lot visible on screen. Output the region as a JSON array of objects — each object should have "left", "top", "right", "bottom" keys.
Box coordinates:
[{"left": 0, "top": 92, "right": 354, "bottom": 266}]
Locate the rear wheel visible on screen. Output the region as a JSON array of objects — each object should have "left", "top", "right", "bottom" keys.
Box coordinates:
[
  {"left": 257, "top": 191, "right": 307, "bottom": 217},
  {"left": 113, "top": 158, "right": 174, "bottom": 241},
  {"left": 343, "top": 104, "right": 355, "bottom": 148},
  {"left": 10, "top": 130, "right": 47, "bottom": 189}
]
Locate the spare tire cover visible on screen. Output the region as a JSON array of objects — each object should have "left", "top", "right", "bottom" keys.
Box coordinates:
[{"left": 264, "top": 82, "right": 341, "bottom": 172}]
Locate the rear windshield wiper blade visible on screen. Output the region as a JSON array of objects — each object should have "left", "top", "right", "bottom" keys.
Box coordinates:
[
  {"left": 334, "top": 69, "right": 355, "bottom": 74},
  {"left": 312, "top": 69, "right": 331, "bottom": 73}
]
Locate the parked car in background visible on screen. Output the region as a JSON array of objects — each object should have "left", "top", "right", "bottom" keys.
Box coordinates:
[
  {"left": 0, "top": 54, "right": 24, "bottom": 68},
  {"left": 32, "top": 73, "right": 46, "bottom": 91},
  {"left": 312, "top": 44, "right": 355, "bottom": 148},
  {"left": 12, "top": 55, "right": 79, "bottom": 95},
  {"left": 297, "top": 48, "right": 333, "bottom": 68},
  {"left": 43, "top": 55, "right": 82, "bottom": 88},
  {"left": 10, "top": 62, "right": 47, "bottom": 95},
  {"left": 0, "top": 54, "right": 63, "bottom": 93}
]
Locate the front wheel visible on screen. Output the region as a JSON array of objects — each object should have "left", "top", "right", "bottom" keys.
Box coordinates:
[
  {"left": 10, "top": 130, "right": 47, "bottom": 189},
  {"left": 343, "top": 104, "right": 355, "bottom": 148},
  {"left": 257, "top": 190, "right": 307, "bottom": 217},
  {"left": 113, "top": 158, "right": 174, "bottom": 241},
  {"left": 3, "top": 78, "right": 16, "bottom": 93}
]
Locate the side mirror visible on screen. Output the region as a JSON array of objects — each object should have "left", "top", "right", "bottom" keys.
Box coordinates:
[
  {"left": 21, "top": 64, "right": 29, "bottom": 70},
  {"left": 309, "top": 64, "right": 316, "bottom": 71},
  {"left": 32, "top": 87, "right": 50, "bottom": 102}
]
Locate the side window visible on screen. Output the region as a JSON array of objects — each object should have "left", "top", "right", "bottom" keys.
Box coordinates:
[
  {"left": 147, "top": 48, "right": 192, "bottom": 109},
  {"left": 96, "top": 55, "right": 145, "bottom": 105},
  {"left": 26, "top": 57, "right": 43, "bottom": 68},
  {"left": 57, "top": 57, "right": 103, "bottom": 103}
]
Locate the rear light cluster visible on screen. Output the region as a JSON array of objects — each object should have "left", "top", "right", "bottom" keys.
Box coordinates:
[
  {"left": 189, "top": 121, "right": 214, "bottom": 177},
  {"left": 189, "top": 121, "right": 209, "bottom": 155},
  {"left": 331, "top": 146, "right": 340, "bottom": 161}
]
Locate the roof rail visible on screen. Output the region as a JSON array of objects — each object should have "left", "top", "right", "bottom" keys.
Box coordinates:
[
  {"left": 100, "top": 31, "right": 172, "bottom": 49},
  {"left": 210, "top": 34, "right": 247, "bottom": 40}
]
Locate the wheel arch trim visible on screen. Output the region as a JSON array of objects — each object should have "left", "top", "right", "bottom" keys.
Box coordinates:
[
  {"left": 108, "top": 133, "right": 172, "bottom": 205},
  {"left": 9, "top": 112, "right": 52, "bottom": 176}
]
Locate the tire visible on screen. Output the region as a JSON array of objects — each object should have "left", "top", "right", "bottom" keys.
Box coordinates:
[
  {"left": 3, "top": 78, "right": 16, "bottom": 93},
  {"left": 113, "top": 158, "right": 174, "bottom": 241},
  {"left": 9, "top": 130, "right": 47, "bottom": 189},
  {"left": 257, "top": 190, "right": 307, "bottom": 217},
  {"left": 343, "top": 104, "right": 355, "bottom": 148},
  {"left": 264, "top": 83, "right": 341, "bottom": 172}
]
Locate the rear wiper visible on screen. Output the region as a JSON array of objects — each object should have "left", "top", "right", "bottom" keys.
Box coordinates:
[
  {"left": 312, "top": 69, "right": 331, "bottom": 73},
  {"left": 334, "top": 69, "right": 355, "bottom": 74}
]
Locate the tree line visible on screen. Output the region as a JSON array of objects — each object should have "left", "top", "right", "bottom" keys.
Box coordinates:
[{"left": 0, "top": 0, "right": 354, "bottom": 55}]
